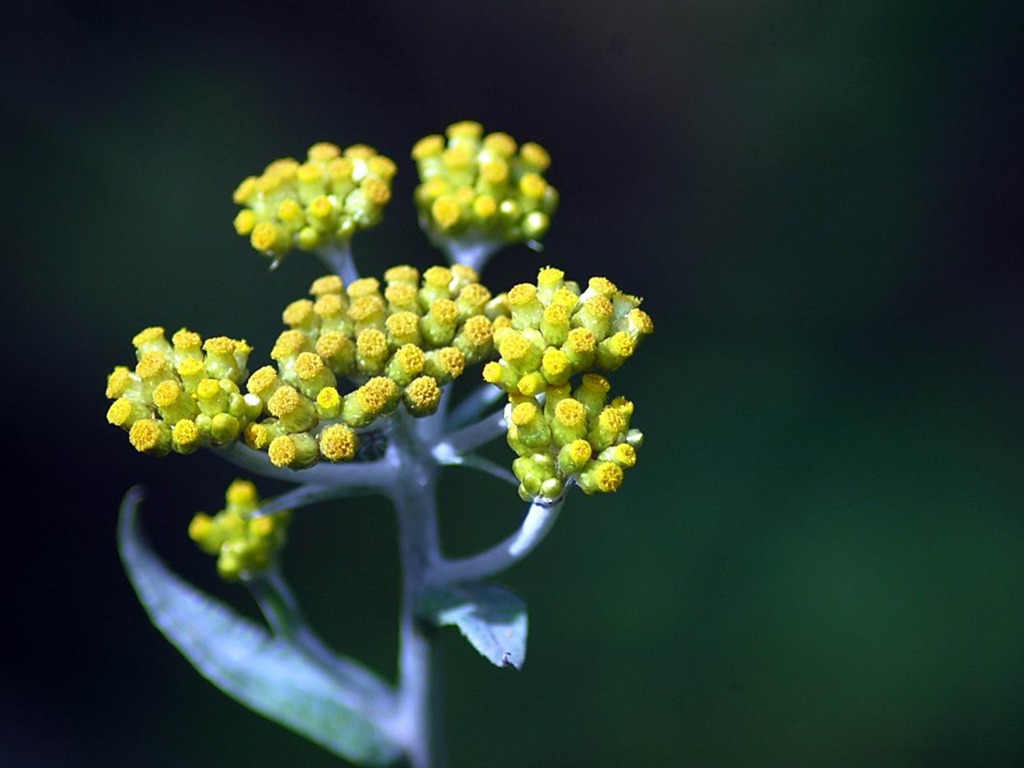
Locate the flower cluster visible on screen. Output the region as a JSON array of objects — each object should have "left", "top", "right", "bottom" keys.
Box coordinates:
[
  {"left": 188, "top": 479, "right": 291, "bottom": 580},
  {"left": 482, "top": 268, "right": 653, "bottom": 501},
  {"left": 240, "top": 265, "right": 498, "bottom": 468},
  {"left": 105, "top": 327, "right": 256, "bottom": 456},
  {"left": 412, "top": 121, "right": 558, "bottom": 250},
  {"left": 232, "top": 142, "right": 397, "bottom": 263}
]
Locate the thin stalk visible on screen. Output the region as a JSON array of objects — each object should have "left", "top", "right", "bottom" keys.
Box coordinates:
[
  {"left": 213, "top": 443, "right": 396, "bottom": 488},
  {"left": 427, "top": 496, "right": 564, "bottom": 586},
  {"left": 432, "top": 408, "right": 507, "bottom": 458},
  {"left": 446, "top": 383, "right": 505, "bottom": 431},
  {"left": 318, "top": 243, "right": 360, "bottom": 284},
  {"left": 389, "top": 460, "right": 445, "bottom": 768}
]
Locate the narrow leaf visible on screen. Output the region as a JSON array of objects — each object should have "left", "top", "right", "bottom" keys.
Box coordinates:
[
  {"left": 117, "top": 488, "right": 401, "bottom": 766},
  {"left": 419, "top": 582, "right": 528, "bottom": 669}
]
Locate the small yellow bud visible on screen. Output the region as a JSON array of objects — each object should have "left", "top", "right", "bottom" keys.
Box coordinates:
[
  {"left": 309, "top": 274, "right": 344, "bottom": 296},
  {"left": 250, "top": 221, "right": 289, "bottom": 254},
  {"left": 315, "top": 386, "right": 342, "bottom": 419},
  {"left": 447, "top": 120, "right": 484, "bottom": 140},
  {"left": 282, "top": 299, "right": 316, "bottom": 328},
  {"left": 105, "top": 367, "right": 133, "bottom": 399},
  {"left": 431, "top": 196, "right": 462, "bottom": 230},
  {"left": 319, "top": 424, "right": 358, "bottom": 462},
  {"left": 519, "top": 142, "right": 551, "bottom": 172},
  {"left": 412, "top": 134, "right": 445, "bottom": 161},
  {"left": 128, "top": 419, "right": 171, "bottom": 455},
  {"left": 307, "top": 141, "right": 341, "bottom": 162},
  {"left": 483, "top": 132, "right": 517, "bottom": 157},
  {"left": 403, "top": 375, "right": 442, "bottom": 416},
  {"left": 171, "top": 419, "right": 204, "bottom": 454},
  {"left": 578, "top": 461, "right": 624, "bottom": 494}
]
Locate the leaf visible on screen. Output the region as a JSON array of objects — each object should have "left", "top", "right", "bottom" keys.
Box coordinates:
[
  {"left": 419, "top": 582, "right": 528, "bottom": 670},
  {"left": 117, "top": 488, "right": 401, "bottom": 766}
]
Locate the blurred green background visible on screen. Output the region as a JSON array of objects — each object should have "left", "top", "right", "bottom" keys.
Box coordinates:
[{"left": 3, "top": 1, "right": 1023, "bottom": 766}]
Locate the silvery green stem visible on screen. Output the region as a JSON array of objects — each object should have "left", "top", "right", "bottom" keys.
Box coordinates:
[
  {"left": 387, "top": 433, "right": 445, "bottom": 768},
  {"left": 214, "top": 443, "right": 396, "bottom": 488},
  {"left": 446, "top": 384, "right": 505, "bottom": 431},
  {"left": 432, "top": 408, "right": 507, "bottom": 458},
  {"left": 443, "top": 240, "right": 501, "bottom": 273},
  {"left": 319, "top": 243, "right": 359, "bottom": 284},
  {"left": 427, "top": 497, "right": 564, "bottom": 586}
]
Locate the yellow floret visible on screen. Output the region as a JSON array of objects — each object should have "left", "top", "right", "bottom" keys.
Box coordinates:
[
  {"left": 362, "top": 176, "right": 391, "bottom": 205},
  {"left": 356, "top": 328, "right": 388, "bottom": 360},
  {"left": 268, "top": 435, "right": 298, "bottom": 467},
  {"left": 461, "top": 315, "right": 493, "bottom": 346},
  {"left": 226, "top": 479, "right": 259, "bottom": 507},
  {"left": 309, "top": 274, "right": 344, "bottom": 296},
  {"left": 233, "top": 176, "right": 257, "bottom": 204},
  {"left": 473, "top": 195, "right": 497, "bottom": 218},
  {"left": 347, "top": 277, "right": 381, "bottom": 299},
  {"left": 106, "top": 367, "right": 133, "bottom": 399},
  {"left": 132, "top": 326, "right": 166, "bottom": 349},
  {"left": 511, "top": 401, "right": 539, "bottom": 427},
  {"left": 135, "top": 351, "right": 169, "bottom": 380},
  {"left": 412, "top": 134, "right": 445, "bottom": 161},
  {"left": 251, "top": 221, "right": 288, "bottom": 253},
  {"left": 507, "top": 283, "right": 538, "bottom": 307},
  {"left": 308, "top": 142, "right": 341, "bottom": 162},
  {"left": 271, "top": 330, "right": 309, "bottom": 360},
  {"left": 172, "top": 329, "right": 202, "bottom": 351},
  {"left": 404, "top": 376, "right": 442, "bottom": 415},
  {"left": 347, "top": 295, "right": 386, "bottom": 322},
  {"left": 128, "top": 420, "right": 168, "bottom": 454},
  {"left": 479, "top": 158, "right": 509, "bottom": 184},
  {"left": 519, "top": 142, "right": 551, "bottom": 171},
  {"left": 431, "top": 196, "right": 462, "bottom": 230},
  {"left": 423, "top": 265, "right": 453, "bottom": 288},
  {"left": 247, "top": 366, "right": 279, "bottom": 397},
  {"left": 319, "top": 424, "right": 358, "bottom": 462},
  {"left": 151, "top": 380, "right": 182, "bottom": 408},
  {"left": 483, "top": 132, "right": 517, "bottom": 157},
  {"left": 282, "top": 299, "right": 315, "bottom": 327},
  {"left": 447, "top": 120, "right": 484, "bottom": 139},
  {"left": 106, "top": 398, "right": 136, "bottom": 427},
  {"left": 294, "top": 352, "right": 325, "bottom": 380},
  {"left": 384, "top": 264, "right": 420, "bottom": 285}
]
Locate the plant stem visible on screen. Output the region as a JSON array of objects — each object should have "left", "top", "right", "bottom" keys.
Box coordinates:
[{"left": 388, "top": 425, "right": 445, "bottom": 768}]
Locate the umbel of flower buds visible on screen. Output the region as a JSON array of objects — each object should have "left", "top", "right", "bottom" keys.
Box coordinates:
[
  {"left": 412, "top": 121, "right": 559, "bottom": 252},
  {"left": 188, "top": 479, "right": 291, "bottom": 580},
  {"left": 481, "top": 267, "right": 653, "bottom": 501},
  {"left": 233, "top": 141, "right": 397, "bottom": 265},
  {"left": 106, "top": 265, "right": 498, "bottom": 469}
]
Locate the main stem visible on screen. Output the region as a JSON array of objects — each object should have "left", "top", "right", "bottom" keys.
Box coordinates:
[{"left": 389, "top": 431, "right": 444, "bottom": 768}]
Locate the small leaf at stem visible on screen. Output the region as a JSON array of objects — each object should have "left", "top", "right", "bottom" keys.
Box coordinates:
[
  {"left": 418, "top": 582, "right": 528, "bottom": 670},
  {"left": 117, "top": 487, "right": 401, "bottom": 766}
]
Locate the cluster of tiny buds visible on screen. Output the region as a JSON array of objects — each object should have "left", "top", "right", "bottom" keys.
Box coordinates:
[
  {"left": 482, "top": 267, "right": 654, "bottom": 501},
  {"left": 105, "top": 327, "right": 255, "bottom": 456},
  {"left": 105, "top": 264, "right": 505, "bottom": 470},
  {"left": 412, "top": 121, "right": 558, "bottom": 250},
  {"left": 241, "top": 264, "right": 500, "bottom": 469},
  {"left": 232, "top": 142, "right": 397, "bottom": 263},
  {"left": 188, "top": 479, "right": 290, "bottom": 581}
]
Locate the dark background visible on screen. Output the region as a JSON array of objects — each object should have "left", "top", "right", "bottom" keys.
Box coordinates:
[{"left": 3, "top": 1, "right": 1023, "bottom": 766}]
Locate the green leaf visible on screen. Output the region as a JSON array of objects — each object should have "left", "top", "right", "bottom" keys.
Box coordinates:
[
  {"left": 419, "top": 582, "right": 528, "bottom": 669},
  {"left": 117, "top": 488, "right": 401, "bottom": 766}
]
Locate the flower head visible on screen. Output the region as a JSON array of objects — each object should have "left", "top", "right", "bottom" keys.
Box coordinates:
[
  {"left": 412, "top": 121, "right": 559, "bottom": 261},
  {"left": 188, "top": 479, "right": 291, "bottom": 581},
  {"left": 233, "top": 142, "right": 396, "bottom": 265}
]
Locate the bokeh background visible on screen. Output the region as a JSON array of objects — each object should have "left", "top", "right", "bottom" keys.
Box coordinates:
[{"left": 4, "top": 1, "right": 1023, "bottom": 766}]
